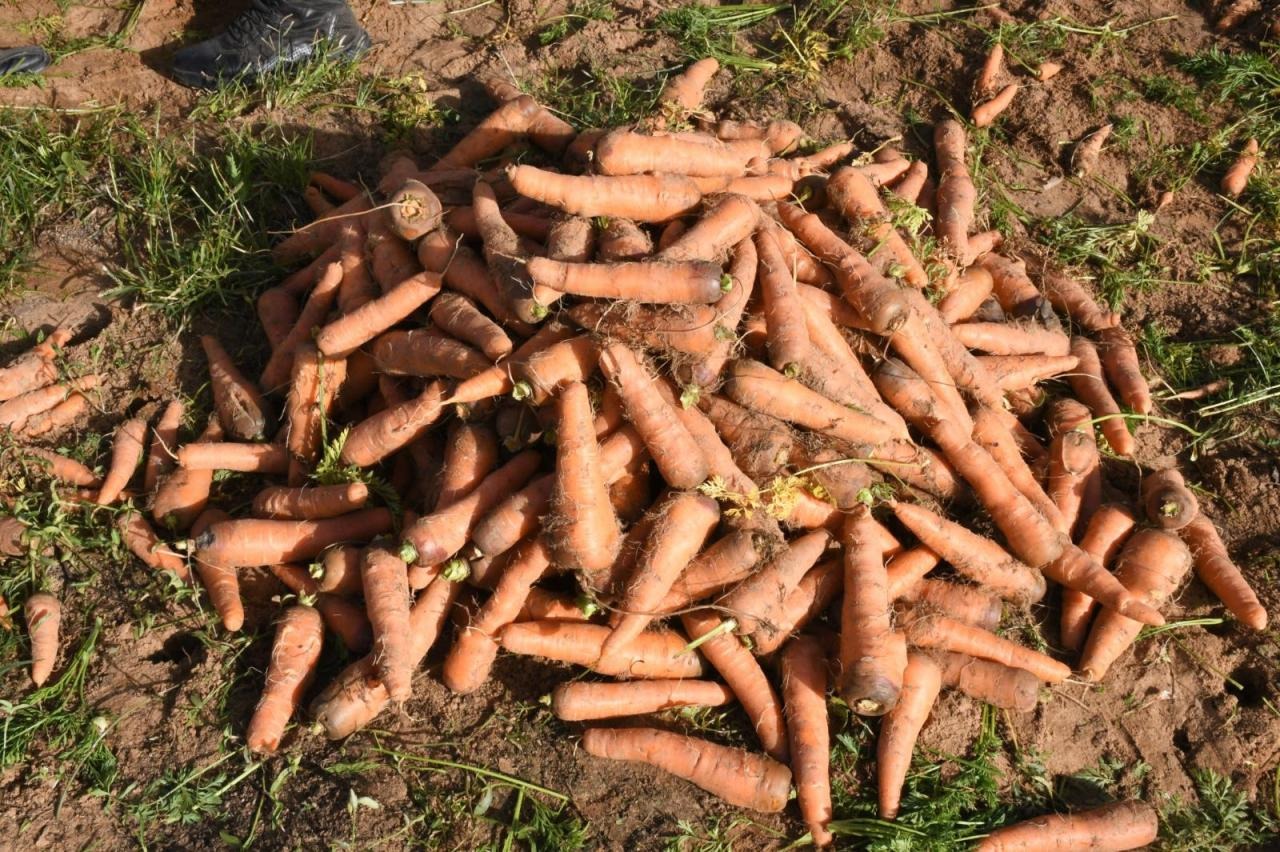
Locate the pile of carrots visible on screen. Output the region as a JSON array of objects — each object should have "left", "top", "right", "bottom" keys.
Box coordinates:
[{"left": 3, "top": 57, "right": 1268, "bottom": 847}]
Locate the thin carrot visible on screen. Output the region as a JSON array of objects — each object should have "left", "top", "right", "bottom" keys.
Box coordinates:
[
  {"left": 972, "top": 83, "right": 1019, "bottom": 127},
  {"left": 335, "top": 220, "right": 379, "bottom": 313},
  {"left": 436, "top": 95, "right": 541, "bottom": 169},
  {"left": 977, "top": 800, "right": 1158, "bottom": 852},
  {"left": 253, "top": 483, "right": 369, "bottom": 520},
  {"left": 20, "top": 447, "right": 99, "bottom": 488},
  {"left": 900, "top": 579, "right": 1003, "bottom": 630},
  {"left": 498, "top": 620, "right": 705, "bottom": 679},
  {"left": 658, "top": 193, "right": 759, "bottom": 263},
  {"left": 246, "top": 606, "right": 324, "bottom": 754},
  {"left": 143, "top": 401, "right": 183, "bottom": 494},
  {"left": 508, "top": 165, "right": 702, "bottom": 222},
  {"left": 24, "top": 592, "right": 60, "bottom": 687},
  {"left": 96, "top": 418, "right": 147, "bottom": 506},
  {"left": 1060, "top": 504, "right": 1137, "bottom": 652},
  {"left": 906, "top": 613, "right": 1071, "bottom": 683},
  {"left": 1097, "top": 326, "right": 1151, "bottom": 415},
  {"left": 934, "top": 119, "right": 975, "bottom": 261},
  {"left": 309, "top": 171, "right": 361, "bottom": 202},
  {"left": 653, "top": 57, "right": 719, "bottom": 123},
  {"left": 549, "top": 381, "right": 622, "bottom": 573},
  {"left": 976, "top": 353, "right": 1079, "bottom": 389},
  {"left": 479, "top": 76, "right": 576, "bottom": 155},
  {"left": 178, "top": 442, "right": 289, "bottom": 474},
  {"left": 755, "top": 223, "right": 811, "bottom": 375},
  {"left": 885, "top": 546, "right": 940, "bottom": 600},
  {"left": 551, "top": 680, "right": 733, "bottom": 721},
  {"left": 1181, "top": 511, "right": 1267, "bottom": 630},
  {"left": 839, "top": 507, "right": 904, "bottom": 715},
  {"left": 683, "top": 237, "right": 758, "bottom": 388},
  {"left": 950, "top": 321, "right": 1071, "bottom": 356},
  {"left": 119, "top": 509, "right": 189, "bottom": 580},
  {"left": 526, "top": 256, "right": 725, "bottom": 304},
  {"left": 972, "top": 404, "right": 1066, "bottom": 531},
  {"left": 17, "top": 392, "right": 89, "bottom": 438},
  {"left": 877, "top": 651, "right": 943, "bottom": 819},
  {"left": 1221, "top": 137, "right": 1259, "bottom": 198},
  {"left": 315, "top": 272, "right": 441, "bottom": 359},
  {"left": 153, "top": 418, "right": 222, "bottom": 531},
  {"left": 193, "top": 508, "right": 394, "bottom": 568},
  {"left": 978, "top": 253, "right": 1052, "bottom": 320},
  {"left": 1068, "top": 336, "right": 1134, "bottom": 456},
  {"left": 259, "top": 260, "right": 344, "bottom": 391},
  {"left": 939, "top": 652, "right": 1040, "bottom": 712},
  {"left": 782, "top": 635, "right": 833, "bottom": 846},
  {"left": 1037, "top": 262, "right": 1118, "bottom": 332},
  {"left": 0, "top": 378, "right": 95, "bottom": 431},
  {"left": 362, "top": 544, "right": 414, "bottom": 701},
  {"left": 719, "top": 529, "right": 831, "bottom": 644},
  {"left": 828, "top": 166, "right": 928, "bottom": 287},
  {"left": 191, "top": 509, "right": 243, "bottom": 631}
]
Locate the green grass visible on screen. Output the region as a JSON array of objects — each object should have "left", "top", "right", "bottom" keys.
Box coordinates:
[
  {"left": 526, "top": 66, "right": 664, "bottom": 130},
  {"left": 537, "top": 0, "right": 616, "bottom": 45},
  {"left": 1159, "top": 768, "right": 1279, "bottom": 851},
  {"left": 1035, "top": 210, "right": 1172, "bottom": 309},
  {"left": 1179, "top": 47, "right": 1280, "bottom": 148},
  {"left": 18, "top": 0, "right": 145, "bottom": 63}
]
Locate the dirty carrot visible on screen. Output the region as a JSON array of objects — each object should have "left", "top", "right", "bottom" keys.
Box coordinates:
[
  {"left": 549, "top": 381, "right": 622, "bottom": 573},
  {"left": 96, "top": 417, "right": 147, "bottom": 506},
  {"left": 178, "top": 442, "right": 290, "bottom": 474},
  {"left": 498, "top": 620, "right": 705, "bottom": 679},
  {"left": 977, "top": 800, "right": 1158, "bottom": 852},
  {"left": 1221, "top": 137, "right": 1259, "bottom": 197},
  {"left": 193, "top": 508, "right": 393, "bottom": 568},
  {"left": 907, "top": 613, "right": 1071, "bottom": 683},
  {"left": 252, "top": 482, "right": 369, "bottom": 520},
  {"left": 191, "top": 509, "right": 243, "bottom": 632},
  {"left": 24, "top": 592, "right": 60, "bottom": 687},
  {"left": 142, "top": 400, "right": 183, "bottom": 494},
  {"left": 551, "top": 679, "right": 734, "bottom": 721},
  {"left": 507, "top": 165, "right": 702, "bottom": 222},
  {"left": 246, "top": 606, "right": 324, "bottom": 754},
  {"left": 877, "top": 652, "right": 943, "bottom": 819},
  {"left": 938, "top": 652, "right": 1040, "bottom": 712},
  {"left": 781, "top": 634, "right": 833, "bottom": 846},
  {"left": 839, "top": 507, "right": 904, "bottom": 716},
  {"left": 1059, "top": 503, "right": 1137, "bottom": 652},
  {"left": 1181, "top": 511, "right": 1267, "bottom": 630}
]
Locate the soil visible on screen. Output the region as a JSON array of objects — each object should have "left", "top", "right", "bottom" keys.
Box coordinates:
[{"left": 2, "top": 0, "right": 1279, "bottom": 849}]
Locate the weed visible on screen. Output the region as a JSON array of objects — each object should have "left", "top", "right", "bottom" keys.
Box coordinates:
[
  {"left": 1160, "top": 768, "right": 1279, "bottom": 851},
  {"left": 18, "top": 1, "right": 145, "bottom": 63},
  {"left": 655, "top": 4, "right": 784, "bottom": 71},
  {"left": 124, "top": 749, "right": 262, "bottom": 837},
  {"left": 527, "top": 66, "right": 662, "bottom": 130},
  {"left": 1036, "top": 210, "right": 1170, "bottom": 309},
  {"left": 538, "top": 0, "right": 615, "bottom": 45},
  {"left": 664, "top": 815, "right": 753, "bottom": 851},
  {"left": 1179, "top": 48, "right": 1280, "bottom": 147}
]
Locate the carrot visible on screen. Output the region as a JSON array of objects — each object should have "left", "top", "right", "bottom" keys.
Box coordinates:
[
  {"left": 0, "top": 378, "right": 96, "bottom": 431},
  {"left": 246, "top": 606, "right": 323, "bottom": 754},
  {"left": 1060, "top": 503, "right": 1137, "bottom": 652},
  {"left": 435, "top": 422, "right": 499, "bottom": 510},
  {"left": 658, "top": 194, "right": 760, "bottom": 263},
  {"left": 142, "top": 401, "right": 183, "bottom": 493},
  {"left": 519, "top": 587, "right": 592, "bottom": 622},
  {"left": 781, "top": 635, "right": 833, "bottom": 846},
  {"left": 95, "top": 418, "right": 147, "bottom": 506},
  {"left": 548, "top": 381, "right": 622, "bottom": 574},
  {"left": 193, "top": 508, "right": 393, "bottom": 568},
  {"left": 191, "top": 509, "right": 243, "bottom": 631},
  {"left": 314, "top": 273, "right": 441, "bottom": 359},
  {"left": 700, "top": 394, "right": 797, "bottom": 484},
  {"left": 976, "top": 354, "right": 1079, "bottom": 389},
  {"left": 1037, "top": 264, "right": 1117, "bottom": 331},
  {"left": 583, "top": 726, "right": 790, "bottom": 812},
  {"left": 340, "top": 380, "right": 446, "bottom": 467},
  {"left": 1, "top": 515, "right": 28, "bottom": 557},
  {"left": 400, "top": 450, "right": 541, "bottom": 566},
  {"left": 656, "top": 56, "right": 718, "bottom": 116},
  {"left": 838, "top": 507, "right": 905, "bottom": 715},
  {"left": 719, "top": 529, "right": 831, "bottom": 644},
  {"left": 646, "top": 530, "right": 757, "bottom": 613},
  {"left": 977, "top": 800, "right": 1158, "bottom": 852},
  {"left": 419, "top": 230, "right": 534, "bottom": 334},
  {"left": 754, "top": 224, "right": 811, "bottom": 375},
  {"left": 939, "top": 652, "right": 1040, "bottom": 712},
  {"left": 596, "top": 130, "right": 766, "bottom": 178},
  {"left": 975, "top": 42, "right": 1004, "bottom": 97},
  {"left": 900, "top": 579, "right": 1003, "bottom": 631},
  {"left": 309, "top": 170, "right": 360, "bottom": 202},
  {"left": 972, "top": 404, "right": 1066, "bottom": 531},
  {"left": 1221, "top": 137, "right": 1259, "bottom": 197},
  {"left": 499, "top": 620, "right": 705, "bottom": 679},
  {"left": 750, "top": 558, "right": 843, "bottom": 656},
  {"left": 119, "top": 509, "right": 189, "bottom": 580},
  {"left": 258, "top": 287, "right": 300, "bottom": 350},
  {"left": 20, "top": 447, "right": 99, "bottom": 488},
  {"left": 510, "top": 335, "right": 599, "bottom": 405},
  {"left": 526, "top": 255, "right": 725, "bottom": 305},
  {"left": 599, "top": 493, "right": 720, "bottom": 670},
  {"left": 446, "top": 206, "right": 554, "bottom": 243},
  {"left": 551, "top": 679, "right": 732, "bottom": 721},
  {"left": 315, "top": 545, "right": 360, "bottom": 596},
  {"left": 385, "top": 178, "right": 443, "bottom": 241},
  {"left": 1044, "top": 398, "right": 1102, "bottom": 535},
  {"left": 479, "top": 76, "right": 576, "bottom": 155},
  {"left": 828, "top": 166, "right": 929, "bottom": 287},
  {"left": 856, "top": 158, "right": 912, "bottom": 187},
  {"left": 370, "top": 329, "right": 489, "bottom": 380},
  {"left": 471, "top": 179, "right": 544, "bottom": 324},
  {"left": 17, "top": 392, "right": 89, "bottom": 438},
  {"left": 178, "top": 442, "right": 289, "bottom": 474},
  {"left": 335, "top": 220, "right": 379, "bottom": 313},
  {"left": 566, "top": 300, "right": 722, "bottom": 358},
  {"left": 1096, "top": 326, "right": 1151, "bottom": 415},
  {"left": 0, "top": 342, "right": 61, "bottom": 402},
  {"left": 885, "top": 546, "right": 940, "bottom": 599},
  {"left": 978, "top": 254, "right": 1052, "bottom": 321},
  {"left": 876, "top": 651, "right": 942, "bottom": 819},
  {"left": 153, "top": 418, "right": 222, "bottom": 531},
  {"left": 448, "top": 322, "right": 575, "bottom": 407},
  {"left": 1067, "top": 336, "right": 1134, "bottom": 456},
  {"left": 253, "top": 483, "right": 369, "bottom": 520},
  {"left": 24, "top": 592, "right": 60, "bottom": 687},
  {"left": 436, "top": 94, "right": 541, "bottom": 168},
  {"left": 508, "top": 166, "right": 702, "bottom": 222},
  {"left": 1181, "top": 511, "right": 1266, "bottom": 630},
  {"left": 684, "top": 236, "right": 759, "bottom": 388},
  {"left": 888, "top": 160, "right": 929, "bottom": 204},
  {"left": 934, "top": 119, "right": 975, "bottom": 261},
  {"left": 950, "top": 321, "right": 1071, "bottom": 356},
  {"left": 359, "top": 543, "right": 414, "bottom": 701},
  {"left": 1079, "top": 528, "right": 1192, "bottom": 680},
  {"left": 429, "top": 293, "right": 513, "bottom": 361},
  {"left": 906, "top": 613, "right": 1071, "bottom": 683},
  {"left": 1070, "top": 122, "right": 1113, "bottom": 178},
  {"left": 971, "top": 83, "right": 1019, "bottom": 127},
  {"left": 270, "top": 565, "right": 373, "bottom": 653},
  {"left": 284, "top": 345, "right": 344, "bottom": 468},
  {"left": 595, "top": 217, "right": 653, "bottom": 261},
  {"left": 367, "top": 218, "right": 424, "bottom": 293},
  {"left": 260, "top": 260, "right": 345, "bottom": 391}
]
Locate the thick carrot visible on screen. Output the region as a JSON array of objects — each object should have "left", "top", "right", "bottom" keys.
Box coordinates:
[
  {"left": 508, "top": 166, "right": 702, "bottom": 222},
  {"left": 976, "top": 354, "right": 1079, "bottom": 389},
  {"left": 499, "top": 620, "right": 705, "bottom": 679},
  {"left": 178, "top": 442, "right": 289, "bottom": 474},
  {"left": 526, "top": 256, "right": 725, "bottom": 305},
  {"left": 0, "top": 331, "right": 68, "bottom": 402},
  {"left": 193, "top": 508, "right": 393, "bottom": 568},
  {"left": 315, "top": 272, "right": 441, "bottom": 359},
  {"left": 977, "top": 800, "right": 1158, "bottom": 852},
  {"left": 782, "top": 635, "right": 833, "bottom": 846},
  {"left": 906, "top": 613, "right": 1071, "bottom": 683},
  {"left": 24, "top": 592, "right": 61, "bottom": 687},
  {"left": 246, "top": 606, "right": 323, "bottom": 754},
  {"left": 1221, "top": 137, "right": 1259, "bottom": 197},
  {"left": 1060, "top": 504, "right": 1137, "bottom": 652},
  {"left": 16, "top": 392, "right": 89, "bottom": 438},
  {"left": 978, "top": 253, "right": 1052, "bottom": 320},
  {"left": 436, "top": 95, "right": 541, "bottom": 168},
  {"left": 1080, "top": 528, "right": 1192, "bottom": 680},
  {"left": 750, "top": 558, "right": 843, "bottom": 656},
  {"left": 253, "top": 483, "right": 369, "bottom": 520},
  {"left": 901, "top": 579, "right": 1003, "bottom": 630},
  {"left": 597, "top": 130, "right": 766, "bottom": 178},
  {"left": 941, "top": 652, "right": 1040, "bottom": 712},
  {"left": 367, "top": 217, "right": 424, "bottom": 292},
  {"left": 885, "top": 546, "right": 940, "bottom": 599},
  {"left": 96, "top": 418, "right": 147, "bottom": 506},
  {"left": 153, "top": 419, "right": 222, "bottom": 531},
  {"left": 658, "top": 194, "right": 759, "bottom": 263},
  {"left": 600, "top": 493, "right": 720, "bottom": 670},
  {"left": 119, "top": 508, "right": 188, "bottom": 580},
  {"left": 755, "top": 223, "right": 811, "bottom": 375},
  {"left": 934, "top": 119, "right": 975, "bottom": 261},
  {"left": 361, "top": 544, "right": 414, "bottom": 701},
  {"left": 401, "top": 450, "right": 541, "bottom": 566},
  {"left": 429, "top": 293, "right": 513, "bottom": 362},
  {"left": 519, "top": 587, "right": 592, "bottom": 622},
  {"left": 370, "top": 329, "right": 489, "bottom": 380},
  {"left": 435, "top": 422, "right": 499, "bottom": 511},
  {"left": 549, "top": 381, "right": 622, "bottom": 573},
  {"left": 839, "top": 507, "right": 904, "bottom": 715},
  {"left": 719, "top": 529, "right": 831, "bottom": 641},
  {"left": 1068, "top": 336, "right": 1133, "bottom": 456},
  {"left": 340, "top": 380, "right": 446, "bottom": 467},
  {"left": 654, "top": 57, "right": 719, "bottom": 121},
  {"left": 1037, "top": 263, "right": 1118, "bottom": 332},
  {"left": 950, "top": 321, "right": 1071, "bottom": 356},
  {"left": 828, "top": 166, "right": 929, "bottom": 287},
  {"left": 877, "top": 651, "right": 943, "bottom": 819},
  {"left": 386, "top": 178, "right": 443, "bottom": 241},
  {"left": 316, "top": 545, "right": 361, "bottom": 596},
  {"left": 595, "top": 217, "right": 653, "bottom": 261},
  {"left": 583, "top": 726, "right": 790, "bottom": 812},
  {"left": 191, "top": 509, "right": 243, "bottom": 631},
  {"left": 551, "top": 679, "right": 733, "bottom": 721},
  {"left": 566, "top": 300, "right": 721, "bottom": 358},
  {"left": 510, "top": 335, "right": 599, "bottom": 406},
  {"left": 1097, "top": 326, "right": 1151, "bottom": 415},
  {"left": 1181, "top": 511, "right": 1266, "bottom": 630},
  {"left": 20, "top": 447, "right": 99, "bottom": 488},
  {"left": 259, "top": 260, "right": 345, "bottom": 391},
  {"left": 479, "top": 76, "right": 576, "bottom": 155},
  {"left": 448, "top": 321, "right": 576, "bottom": 406},
  {"left": 1, "top": 515, "right": 28, "bottom": 557},
  {"left": 650, "top": 530, "right": 759, "bottom": 613}
]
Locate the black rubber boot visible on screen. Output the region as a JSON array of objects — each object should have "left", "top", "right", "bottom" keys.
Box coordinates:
[
  {"left": 0, "top": 46, "right": 51, "bottom": 76},
  {"left": 170, "top": 0, "right": 371, "bottom": 90}
]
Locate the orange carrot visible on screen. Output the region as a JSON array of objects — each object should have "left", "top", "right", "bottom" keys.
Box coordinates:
[
  {"left": 96, "top": 418, "right": 147, "bottom": 505},
  {"left": 885, "top": 546, "right": 941, "bottom": 599},
  {"left": 435, "top": 421, "right": 499, "bottom": 510},
  {"left": 508, "top": 165, "right": 702, "bottom": 222},
  {"left": 152, "top": 418, "right": 222, "bottom": 531},
  {"left": 975, "top": 42, "right": 1004, "bottom": 97},
  {"left": 0, "top": 334, "right": 63, "bottom": 402},
  {"left": 1097, "top": 326, "right": 1151, "bottom": 415},
  {"left": 1080, "top": 529, "right": 1192, "bottom": 680},
  {"left": 551, "top": 679, "right": 733, "bottom": 721},
  {"left": 246, "top": 605, "right": 324, "bottom": 754},
  {"left": 519, "top": 587, "right": 593, "bottom": 622},
  {"left": 653, "top": 57, "right": 719, "bottom": 123},
  {"left": 939, "top": 652, "right": 1040, "bottom": 712},
  {"left": 1, "top": 379, "right": 96, "bottom": 431},
  {"left": 1221, "top": 138, "right": 1259, "bottom": 197},
  {"left": 336, "top": 220, "right": 379, "bottom": 313},
  {"left": 839, "top": 507, "right": 905, "bottom": 715},
  {"left": 1060, "top": 503, "right": 1137, "bottom": 652},
  {"left": 976, "top": 354, "right": 1079, "bottom": 389},
  {"left": 1038, "top": 263, "right": 1118, "bottom": 332},
  {"left": 1181, "top": 511, "right": 1266, "bottom": 630},
  {"left": 18, "top": 392, "right": 89, "bottom": 438},
  {"left": 658, "top": 193, "right": 760, "bottom": 263},
  {"left": 142, "top": 401, "right": 183, "bottom": 494},
  {"left": 906, "top": 613, "right": 1071, "bottom": 683},
  {"left": 24, "top": 592, "right": 60, "bottom": 687},
  {"left": 934, "top": 119, "right": 975, "bottom": 261},
  {"left": 510, "top": 335, "right": 599, "bottom": 406},
  {"left": 258, "top": 287, "right": 300, "bottom": 350},
  {"left": 119, "top": 509, "right": 189, "bottom": 580},
  {"left": 596, "top": 130, "right": 766, "bottom": 178},
  {"left": 316, "top": 545, "right": 362, "bottom": 596},
  {"left": 900, "top": 579, "right": 1003, "bottom": 630},
  {"left": 436, "top": 95, "right": 541, "bottom": 169},
  {"left": 684, "top": 236, "right": 759, "bottom": 387},
  {"left": 20, "top": 447, "right": 99, "bottom": 488},
  {"left": 314, "top": 272, "right": 441, "bottom": 359},
  {"left": 599, "top": 493, "right": 720, "bottom": 670},
  {"left": 828, "top": 166, "right": 929, "bottom": 287},
  {"left": 361, "top": 544, "right": 414, "bottom": 701},
  {"left": 269, "top": 564, "right": 373, "bottom": 652},
  {"left": 340, "top": 380, "right": 446, "bottom": 467},
  {"left": 498, "top": 620, "right": 705, "bottom": 679},
  {"left": 526, "top": 255, "right": 725, "bottom": 304},
  {"left": 749, "top": 558, "right": 843, "bottom": 656},
  {"left": 1044, "top": 398, "right": 1102, "bottom": 536},
  {"left": 972, "top": 405, "right": 1066, "bottom": 531},
  {"left": 419, "top": 229, "right": 533, "bottom": 333},
  {"left": 479, "top": 76, "right": 576, "bottom": 155},
  {"left": 272, "top": 192, "right": 373, "bottom": 266},
  {"left": 367, "top": 217, "right": 424, "bottom": 292},
  {"left": 448, "top": 322, "right": 575, "bottom": 406},
  {"left": 260, "top": 260, "right": 344, "bottom": 391},
  {"left": 977, "top": 800, "right": 1158, "bottom": 852},
  {"left": 1068, "top": 336, "right": 1133, "bottom": 456},
  {"left": 972, "top": 83, "right": 1019, "bottom": 127},
  {"left": 582, "top": 726, "right": 791, "bottom": 812},
  {"left": 446, "top": 206, "right": 554, "bottom": 243},
  {"left": 596, "top": 217, "right": 654, "bottom": 261},
  {"left": 193, "top": 508, "right": 394, "bottom": 568},
  {"left": 549, "top": 381, "right": 622, "bottom": 573},
  {"left": 782, "top": 635, "right": 833, "bottom": 846},
  {"left": 889, "top": 160, "right": 929, "bottom": 204},
  {"left": 370, "top": 329, "right": 489, "bottom": 380},
  {"left": 950, "top": 321, "right": 1071, "bottom": 356},
  {"left": 978, "top": 253, "right": 1051, "bottom": 320},
  {"left": 191, "top": 508, "right": 243, "bottom": 631},
  {"left": 309, "top": 171, "right": 361, "bottom": 202},
  {"left": 719, "top": 529, "right": 831, "bottom": 644},
  {"left": 429, "top": 293, "right": 513, "bottom": 361},
  {"left": 877, "top": 651, "right": 943, "bottom": 818},
  {"left": 253, "top": 483, "right": 369, "bottom": 520},
  {"left": 178, "top": 442, "right": 289, "bottom": 474},
  {"left": 755, "top": 223, "right": 812, "bottom": 375}
]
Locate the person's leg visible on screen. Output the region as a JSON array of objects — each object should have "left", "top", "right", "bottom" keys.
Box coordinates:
[
  {"left": 0, "top": 46, "right": 51, "bottom": 76},
  {"left": 170, "top": 0, "right": 370, "bottom": 90}
]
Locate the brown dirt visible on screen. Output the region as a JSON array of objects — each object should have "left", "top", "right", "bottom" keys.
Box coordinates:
[{"left": 3, "top": 0, "right": 1279, "bottom": 849}]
